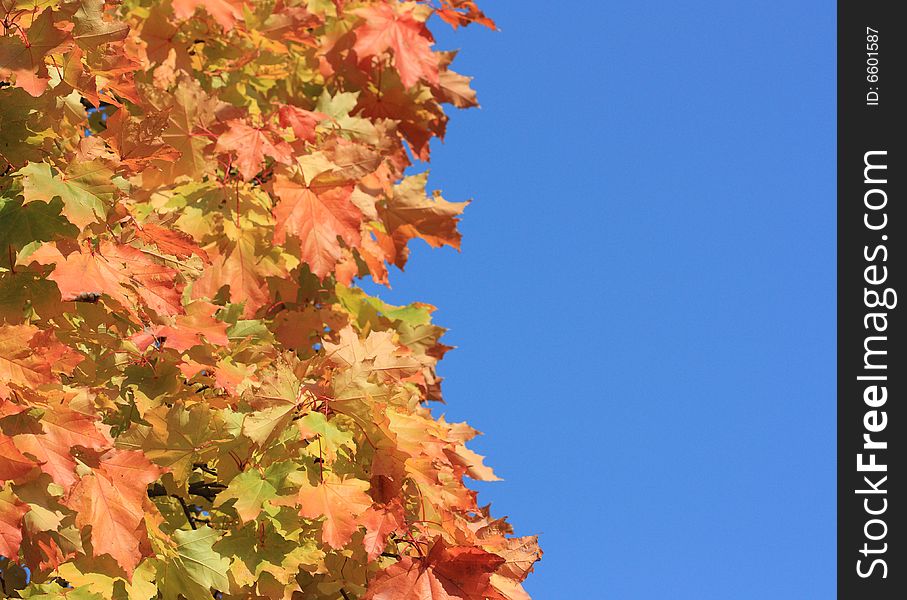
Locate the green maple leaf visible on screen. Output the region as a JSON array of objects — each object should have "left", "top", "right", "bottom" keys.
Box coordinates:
[
  {"left": 215, "top": 469, "right": 278, "bottom": 523},
  {"left": 0, "top": 196, "right": 78, "bottom": 250},
  {"left": 336, "top": 283, "right": 434, "bottom": 329},
  {"left": 0, "top": 272, "right": 62, "bottom": 322},
  {"left": 18, "top": 161, "right": 114, "bottom": 230},
  {"left": 0, "top": 88, "right": 52, "bottom": 169},
  {"left": 118, "top": 404, "right": 223, "bottom": 483},
  {"left": 295, "top": 411, "right": 355, "bottom": 462},
  {"left": 157, "top": 526, "right": 231, "bottom": 600},
  {"left": 18, "top": 583, "right": 104, "bottom": 599}
]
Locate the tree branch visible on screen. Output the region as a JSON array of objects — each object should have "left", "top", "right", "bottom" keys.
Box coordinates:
[{"left": 173, "top": 495, "right": 198, "bottom": 530}]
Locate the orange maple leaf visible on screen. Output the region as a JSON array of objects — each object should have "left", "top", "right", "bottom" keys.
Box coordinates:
[
  {"left": 66, "top": 449, "right": 163, "bottom": 575},
  {"left": 353, "top": 3, "right": 439, "bottom": 89},
  {"left": 215, "top": 119, "right": 294, "bottom": 181},
  {"left": 361, "top": 501, "right": 405, "bottom": 560},
  {"left": 33, "top": 242, "right": 183, "bottom": 317},
  {"left": 435, "top": 1, "right": 497, "bottom": 30},
  {"left": 171, "top": 0, "right": 245, "bottom": 31},
  {"left": 0, "top": 484, "right": 29, "bottom": 558},
  {"left": 137, "top": 301, "right": 228, "bottom": 352},
  {"left": 192, "top": 235, "right": 273, "bottom": 317},
  {"left": 0, "top": 433, "right": 36, "bottom": 481},
  {"left": 100, "top": 110, "right": 181, "bottom": 174},
  {"left": 381, "top": 174, "right": 468, "bottom": 263},
  {"left": 278, "top": 105, "right": 328, "bottom": 144},
  {"left": 272, "top": 174, "right": 362, "bottom": 279},
  {"left": 0, "top": 9, "right": 73, "bottom": 96},
  {"left": 365, "top": 538, "right": 505, "bottom": 600},
  {"left": 133, "top": 222, "right": 210, "bottom": 263},
  {"left": 0, "top": 324, "right": 80, "bottom": 392},
  {"left": 276, "top": 476, "right": 373, "bottom": 549},
  {"left": 12, "top": 407, "right": 111, "bottom": 488}
]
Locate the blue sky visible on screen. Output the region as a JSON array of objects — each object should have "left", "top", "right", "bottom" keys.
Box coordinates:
[{"left": 365, "top": 1, "right": 836, "bottom": 597}]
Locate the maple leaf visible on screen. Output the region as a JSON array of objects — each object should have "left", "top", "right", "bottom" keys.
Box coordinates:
[
  {"left": 354, "top": 73, "right": 446, "bottom": 161},
  {"left": 488, "top": 575, "right": 532, "bottom": 600},
  {"left": 33, "top": 241, "right": 183, "bottom": 316},
  {"left": 365, "top": 538, "right": 505, "bottom": 600},
  {"left": 0, "top": 324, "right": 80, "bottom": 391},
  {"left": 66, "top": 449, "right": 162, "bottom": 575},
  {"left": 278, "top": 104, "right": 328, "bottom": 144},
  {"left": 100, "top": 109, "right": 181, "bottom": 173},
  {"left": 0, "top": 8, "right": 73, "bottom": 96},
  {"left": 0, "top": 433, "right": 36, "bottom": 480},
  {"left": 353, "top": 3, "right": 439, "bottom": 88},
  {"left": 19, "top": 161, "right": 114, "bottom": 230},
  {"left": 156, "top": 77, "right": 221, "bottom": 180},
  {"left": 133, "top": 222, "right": 210, "bottom": 263},
  {"left": 434, "top": 52, "right": 479, "bottom": 108},
  {"left": 157, "top": 526, "right": 231, "bottom": 600},
  {"left": 324, "top": 327, "right": 423, "bottom": 383},
  {"left": 0, "top": 87, "right": 52, "bottom": 170},
  {"left": 0, "top": 483, "right": 28, "bottom": 558},
  {"left": 71, "top": 0, "right": 130, "bottom": 49},
  {"left": 487, "top": 536, "right": 542, "bottom": 582},
  {"left": 0, "top": 197, "right": 78, "bottom": 251},
  {"left": 276, "top": 475, "right": 373, "bottom": 549},
  {"left": 295, "top": 411, "right": 355, "bottom": 462},
  {"left": 381, "top": 173, "right": 468, "bottom": 263},
  {"left": 446, "top": 443, "right": 500, "bottom": 482},
  {"left": 272, "top": 173, "right": 361, "bottom": 278},
  {"left": 193, "top": 232, "right": 273, "bottom": 316},
  {"left": 172, "top": 0, "right": 246, "bottom": 31},
  {"left": 214, "top": 469, "right": 277, "bottom": 523},
  {"left": 361, "top": 501, "right": 405, "bottom": 560},
  {"left": 60, "top": 44, "right": 99, "bottom": 106},
  {"left": 143, "top": 301, "right": 228, "bottom": 352},
  {"left": 435, "top": 1, "right": 497, "bottom": 30},
  {"left": 215, "top": 119, "right": 294, "bottom": 181},
  {"left": 241, "top": 365, "right": 303, "bottom": 447},
  {"left": 117, "top": 403, "right": 221, "bottom": 483},
  {"left": 11, "top": 406, "right": 111, "bottom": 488}
]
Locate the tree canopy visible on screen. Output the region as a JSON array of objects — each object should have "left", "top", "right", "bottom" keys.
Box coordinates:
[{"left": 0, "top": 1, "right": 540, "bottom": 598}]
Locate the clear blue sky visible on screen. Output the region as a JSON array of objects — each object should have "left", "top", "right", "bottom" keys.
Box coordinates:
[{"left": 365, "top": 1, "right": 836, "bottom": 597}]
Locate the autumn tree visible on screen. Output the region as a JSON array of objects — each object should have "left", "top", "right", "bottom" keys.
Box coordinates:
[{"left": 0, "top": 0, "right": 539, "bottom": 598}]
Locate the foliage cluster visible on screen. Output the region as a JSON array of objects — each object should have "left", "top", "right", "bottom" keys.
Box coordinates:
[{"left": 0, "top": 0, "right": 539, "bottom": 598}]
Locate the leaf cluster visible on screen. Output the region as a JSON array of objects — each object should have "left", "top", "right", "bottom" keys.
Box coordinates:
[{"left": 0, "top": 1, "right": 538, "bottom": 599}]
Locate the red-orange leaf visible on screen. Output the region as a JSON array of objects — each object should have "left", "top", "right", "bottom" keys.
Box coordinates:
[
  {"left": 435, "top": 1, "right": 497, "bottom": 30},
  {"left": 133, "top": 222, "right": 210, "bottom": 263},
  {"left": 66, "top": 449, "right": 162, "bottom": 575},
  {"left": 0, "top": 433, "right": 36, "bottom": 481},
  {"left": 33, "top": 242, "right": 183, "bottom": 317},
  {"left": 353, "top": 3, "right": 439, "bottom": 88},
  {"left": 0, "top": 325, "right": 81, "bottom": 394},
  {"left": 382, "top": 173, "right": 468, "bottom": 254},
  {"left": 276, "top": 476, "right": 372, "bottom": 549},
  {"left": 12, "top": 407, "right": 111, "bottom": 488},
  {"left": 172, "top": 0, "right": 245, "bottom": 31},
  {"left": 361, "top": 501, "right": 404, "bottom": 560},
  {"left": 192, "top": 235, "right": 272, "bottom": 317},
  {"left": 101, "top": 110, "right": 181, "bottom": 173},
  {"left": 272, "top": 174, "right": 361, "bottom": 278},
  {"left": 215, "top": 119, "right": 294, "bottom": 181},
  {"left": 0, "top": 483, "right": 28, "bottom": 558},
  {"left": 0, "top": 9, "right": 73, "bottom": 96},
  {"left": 365, "top": 538, "right": 505, "bottom": 600},
  {"left": 278, "top": 105, "right": 327, "bottom": 144},
  {"left": 147, "top": 301, "right": 229, "bottom": 352}
]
